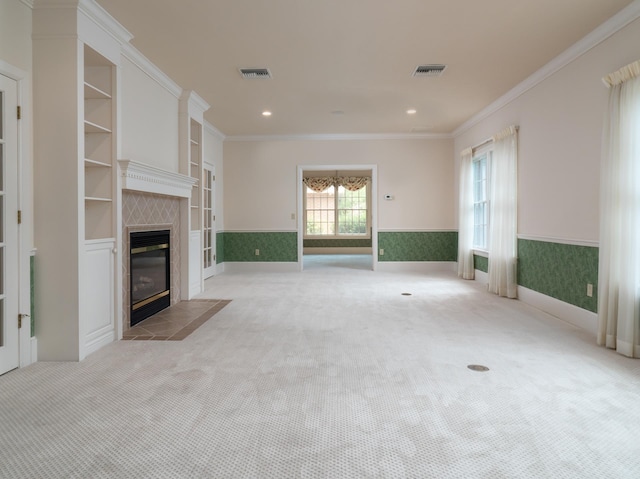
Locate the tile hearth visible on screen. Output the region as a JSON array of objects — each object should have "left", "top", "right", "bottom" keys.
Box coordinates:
[{"left": 122, "top": 299, "right": 230, "bottom": 341}]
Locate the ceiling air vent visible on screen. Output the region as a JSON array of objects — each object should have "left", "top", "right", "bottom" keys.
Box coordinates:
[
  {"left": 239, "top": 68, "right": 272, "bottom": 79},
  {"left": 412, "top": 64, "right": 446, "bottom": 77}
]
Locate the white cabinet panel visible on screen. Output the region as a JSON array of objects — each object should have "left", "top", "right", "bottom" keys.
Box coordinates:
[{"left": 84, "top": 240, "right": 115, "bottom": 356}]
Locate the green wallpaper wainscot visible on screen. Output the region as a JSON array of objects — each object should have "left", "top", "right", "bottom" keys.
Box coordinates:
[
  {"left": 30, "top": 254, "right": 35, "bottom": 337},
  {"left": 517, "top": 238, "right": 598, "bottom": 313},
  {"left": 216, "top": 232, "right": 225, "bottom": 264},
  {"left": 304, "top": 238, "right": 372, "bottom": 248},
  {"left": 474, "top": 254, "right": 488, "bottom": 273},
  {"left": 378, "top": 232, "right": 457, "bottom": 262},
  {"left": 222, "top": 232, "right": 298, "bottom": 262}
]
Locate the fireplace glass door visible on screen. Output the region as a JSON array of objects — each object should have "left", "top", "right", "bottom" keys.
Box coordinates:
[{"left": 130, "top": 230, "right": 170, "bottom": 326}]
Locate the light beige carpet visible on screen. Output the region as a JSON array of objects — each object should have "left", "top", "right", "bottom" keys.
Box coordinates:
[{"left": 1, "top": 260, "right": 639, "bottom": 478}]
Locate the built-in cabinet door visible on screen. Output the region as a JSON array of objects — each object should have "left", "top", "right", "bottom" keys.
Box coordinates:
[
  {"left": 203, "top": 167, "right": 216, "bottom": 279},
  {"left": 83, "top": 240, "right": 115, "bottom": 358},
  {"left": 0, "top": 74, "right": 19, "bottom": 376}
]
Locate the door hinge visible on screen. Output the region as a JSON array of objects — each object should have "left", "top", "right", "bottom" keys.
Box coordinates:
[
  {"left": 213, "top": 215, "right": 216, "bottom": 222},
  {"left": 212, "top": 175, "right": 216, "bottom": 181},
  {"left": 17, "top": 210, "right": 22, "bottom": 224},
  {"left": 213, "top": 254, "right": 216, "bottom": 262},
  {"left": 17, "top": 106, "right": 21, "bottom": 120},
  {"left": 18, "top": 313, "right": 29, "bottom": 329}
]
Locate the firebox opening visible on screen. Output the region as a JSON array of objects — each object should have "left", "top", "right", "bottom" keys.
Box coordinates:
[{"left": 130, "top": 230, "right": 171, "bottom": 326}]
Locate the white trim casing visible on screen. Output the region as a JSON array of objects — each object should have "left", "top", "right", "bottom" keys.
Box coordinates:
[{"left": 298, "top": 164, "right": 378, "bottom": 272}]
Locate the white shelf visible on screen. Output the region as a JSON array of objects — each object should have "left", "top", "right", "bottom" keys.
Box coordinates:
[
  {"left": 85, "top": 158, "right": 112, "bottom": 168},
  {"left": 190, "top": 138, "right": 199, "bottom": 146},
  {"left": 85, "top": 196, "right": 112, "bottom": 203},
  {"left": 84, "top": 121, "right": 111, "bottom": 134},
  {"left": 84, "top": 82, "right": 111, "bottom": 100}
]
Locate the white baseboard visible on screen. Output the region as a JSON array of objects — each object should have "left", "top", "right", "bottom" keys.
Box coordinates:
[
  {"left": 517, "top": 286, "right": 597, "bottom": 334},
  {"left": 303, "top": 247, "right": 372, "bottom": 255},
  {"left": 190, "top": 281, "right": 203, "bottom": 298},
  {"left": 84, "top": 330, "right": 114, "bottom": 359},
  {"left": 474, "top": 269, "right": 488, "bottom": 285},
  {"left": 223, "top": 262, "right": 300, "bottom": 273},
  {"left": 473, "top": 270, "right": 596, "bottom": 333},
  {"left": 30, "top": 337, "right": 38, "bottom": 364},
  {"left": 376, "top": 261, "right": 456, "bottom": 273}
]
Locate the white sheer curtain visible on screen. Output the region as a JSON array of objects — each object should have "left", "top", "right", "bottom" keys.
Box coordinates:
[
  {"left": 457, "top": 147, "right": 475, "bottom": 279},
  {"left": 598, "top": 59, "right": 640, "bottom": 358},
  {"left": 488, "top": 126, "right": 518, "bottom": 298}
]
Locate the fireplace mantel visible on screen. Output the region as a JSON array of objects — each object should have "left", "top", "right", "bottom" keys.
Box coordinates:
[{"left": 119, "top": 159, "right": 197, "bottom": 198}]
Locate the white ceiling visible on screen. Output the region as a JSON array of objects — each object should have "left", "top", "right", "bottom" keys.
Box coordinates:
[{"left": 96, "top": 0, "right": 634, "bottom": 138}]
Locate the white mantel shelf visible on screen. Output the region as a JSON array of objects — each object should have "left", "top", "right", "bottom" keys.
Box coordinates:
[{"left": 119, "top": 159, "right": 197, "bottom": 198}]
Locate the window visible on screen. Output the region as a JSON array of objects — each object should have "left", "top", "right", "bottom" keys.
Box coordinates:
[
  {"left": 472, "top": 151, "right": 490, "bottom": 249},
  {"left": 305, "top": 184, "right": 369, "bottom": 237}
]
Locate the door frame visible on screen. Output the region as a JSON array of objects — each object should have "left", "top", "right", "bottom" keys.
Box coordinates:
[
  {"left": 296, "top": 164, "right": 378, "bottom": 272},
  {"left": 203, "top": 164, "right": 216, "bottom": 279},
  {"left": 0, "top": 59, "right": 34, "bottom": 368}
]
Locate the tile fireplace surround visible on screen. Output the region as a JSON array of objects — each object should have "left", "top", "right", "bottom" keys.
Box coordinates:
[{"left": 122, "top": 191, "right": 182, "bottom": 333}]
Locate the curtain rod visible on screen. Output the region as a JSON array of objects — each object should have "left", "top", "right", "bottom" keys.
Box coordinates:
[
  {"left": 472, "top": 137, "right": 493, "bottom": 151},
  {"left": 470, "top": 125, "right": 519, "bottom": 151}
]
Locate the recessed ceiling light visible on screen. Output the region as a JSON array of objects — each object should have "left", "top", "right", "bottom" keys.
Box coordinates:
[
  {"left": 407, "top": 109, "right": 417, "bottom": 115},
  {"left": 262, "top": 111, "right": 272, "bottom": 117},
  {"left": 331, "top": 110, "right": 345, "bottom": 115}
]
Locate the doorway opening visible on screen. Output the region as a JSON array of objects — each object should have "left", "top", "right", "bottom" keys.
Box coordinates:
[{"left": 297, "top": 165, "right": 377, "bottom": 272}]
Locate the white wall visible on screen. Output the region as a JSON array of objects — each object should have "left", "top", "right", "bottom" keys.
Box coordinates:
[
  {"left": 0, "top": 0, "right": 32, "bottom": 73},
  {"left": 223, "top": 138, "right": 454, "bottom": 232},
  {"left": 120, "top": 57, "right": 180, "bottom": 173},
  {"left": 454, "top": 17, "right": 640, "bottom": 243}
]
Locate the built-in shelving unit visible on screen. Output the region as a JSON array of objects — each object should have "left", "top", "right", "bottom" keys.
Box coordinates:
[
  {"left": 190, "top": 119, "right": 202, "bottom": 231},
  {"left": 32, "top": 1, "right": 129, "bottom": 361},
  {"left": 179, "top": 91, "right": 210, "bottom": 299},
  {"left": 84, "top": 46, "right": 115, "bottom": 241}
]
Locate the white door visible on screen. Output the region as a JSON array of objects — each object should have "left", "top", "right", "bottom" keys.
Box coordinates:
[
  {"left": 0, "top": 74, "right": 19, "bottom": 375},
  {"left": 203, "top": 167, "right": 216, "bottom": 278}
]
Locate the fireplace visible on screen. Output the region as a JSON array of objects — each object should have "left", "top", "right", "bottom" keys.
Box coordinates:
[{"left": 130, "top": 230, "right": 171, "bottom": 326}]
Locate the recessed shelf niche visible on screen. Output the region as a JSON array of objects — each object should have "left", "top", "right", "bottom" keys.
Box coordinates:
[{"left": 84, "top": 46, "right": 115, "bottom": 241}]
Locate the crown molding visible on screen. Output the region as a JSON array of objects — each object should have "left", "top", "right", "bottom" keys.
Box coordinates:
[
  {"left": 119, "top": 160, "right": 197, "bottom": 198},
  {"left": 225, "top": 132, "right": 453, "bottom": 142},
  {"left": 452, "top": 1, "right": 640, "bottom": 138},
  {"left": 121, "top": 43, "right": 183, "bottom": 99},
  {"left": 78, "top": 0, "right": 133, "bottom": 45},
  {"left": 179, "top": 90, "right": 210, "bottom": 123},
  {"left": 33, "top": 1, "right": 132, "bottom": 44},
  {"left": 204, "top": 121, "right": 226, "bottom": 141}
]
